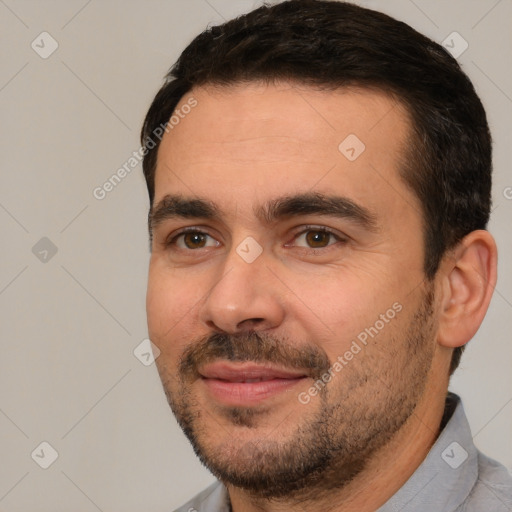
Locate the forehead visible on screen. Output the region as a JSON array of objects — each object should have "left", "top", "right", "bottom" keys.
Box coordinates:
[{"left": 154, "top": 82, "right": 417, "bottom": 221}]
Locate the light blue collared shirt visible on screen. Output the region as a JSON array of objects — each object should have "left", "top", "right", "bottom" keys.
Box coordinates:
[{"left": 174, "top": 394, "right": 512, "bottom": 511}]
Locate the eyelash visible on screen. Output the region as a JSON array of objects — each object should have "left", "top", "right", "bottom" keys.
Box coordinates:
[{"left": 165, "top": 225, "right": 347, "bottom": 252}]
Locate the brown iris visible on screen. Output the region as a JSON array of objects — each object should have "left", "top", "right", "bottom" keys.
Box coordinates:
[
  {"left": 305, "top": 230, "right": 331, "bottom": 248},
  {"left": 183, "top": 232, "right": 207, "bottom": 249}
]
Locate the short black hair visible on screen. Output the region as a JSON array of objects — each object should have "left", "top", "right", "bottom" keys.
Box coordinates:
[{"left": 140, "top": 0, "right": 492, "bottom": 374}]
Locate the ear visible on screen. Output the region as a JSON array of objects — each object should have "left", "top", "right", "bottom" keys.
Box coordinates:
[{"left": 437, "top": 230, "right": 497, "bottom": 349}]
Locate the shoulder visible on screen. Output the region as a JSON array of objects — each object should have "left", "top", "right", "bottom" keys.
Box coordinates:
[{"left": 462, "top": 452, "right": 512, "bottom": 511}]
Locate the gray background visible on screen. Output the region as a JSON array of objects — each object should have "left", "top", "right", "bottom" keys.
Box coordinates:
[{"left": 0, "top": 0, "right": 511, "bottom": 510}]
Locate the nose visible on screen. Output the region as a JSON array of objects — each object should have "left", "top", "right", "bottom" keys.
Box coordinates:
[{"left": 198, "top": 246, "right": 285, "bottom": 334}]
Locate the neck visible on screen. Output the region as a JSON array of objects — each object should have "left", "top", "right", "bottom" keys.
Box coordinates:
[{"left": 228, "top": 361, "right": 450, "bottom": 512}]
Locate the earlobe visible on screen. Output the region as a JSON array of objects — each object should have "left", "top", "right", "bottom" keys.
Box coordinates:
[{"left": 437, "top": 230, "right": 497, "bottom": 349}]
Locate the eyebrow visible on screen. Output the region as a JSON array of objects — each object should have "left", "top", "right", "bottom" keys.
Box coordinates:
[
  {"left": 149, "top": 192, "right": 379, "bottom": 234},
  {"left": 257, "top": 192, "right": 379, "bottom": 231},
  {"left": 150, "top": 195, "right": 220, "bottom": 229}
]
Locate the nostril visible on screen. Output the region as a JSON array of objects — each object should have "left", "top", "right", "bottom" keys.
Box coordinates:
[
  {"left": 206, "top": 320, "right": 225, "bottom": 333},
  {"left": 237, "top": 318, "right": 265, "bottom": 330}
]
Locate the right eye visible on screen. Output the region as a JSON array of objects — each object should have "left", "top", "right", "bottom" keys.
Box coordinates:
[{"left": 167, "top": 229, "right": 220, "bottom": 250}]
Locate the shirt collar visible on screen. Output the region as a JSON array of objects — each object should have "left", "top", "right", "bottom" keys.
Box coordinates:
[{"left": 377, "top": 392, "right": 478, "bottom": 512}]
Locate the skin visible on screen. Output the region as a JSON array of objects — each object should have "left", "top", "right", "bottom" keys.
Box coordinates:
[{"left": 146, "top": 82, "right": 497, "bottom": 511}]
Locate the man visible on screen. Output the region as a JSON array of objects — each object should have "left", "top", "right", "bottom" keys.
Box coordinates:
[{"left": 140, "top": 1, "right": 512, "bottom": 510}]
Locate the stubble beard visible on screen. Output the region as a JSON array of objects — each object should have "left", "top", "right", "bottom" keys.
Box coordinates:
[{"left": 156, "top": 287, "right": 436, "bottom": 502}]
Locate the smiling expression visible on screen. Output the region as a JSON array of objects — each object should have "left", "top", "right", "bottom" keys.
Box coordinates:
[{"left": 146, "top": 81, "right": 440, "bottom": 497}]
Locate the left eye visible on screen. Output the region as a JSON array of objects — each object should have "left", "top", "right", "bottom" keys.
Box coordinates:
[{"left": 294, "top": 229, "right": 339, "bottom": 248}]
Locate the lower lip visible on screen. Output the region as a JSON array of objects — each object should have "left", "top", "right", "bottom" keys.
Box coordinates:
[{"left": 201, "top": 377, "right": 307, "bottom": 406}]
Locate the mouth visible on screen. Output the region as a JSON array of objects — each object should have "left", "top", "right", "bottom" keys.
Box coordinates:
[{"left": 198, "top": 361, "right": 309, "bottom": 406}]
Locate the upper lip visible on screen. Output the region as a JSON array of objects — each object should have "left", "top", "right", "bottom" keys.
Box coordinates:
[{"left": 199, "top": 362, "right": 308, "bottom": 382}]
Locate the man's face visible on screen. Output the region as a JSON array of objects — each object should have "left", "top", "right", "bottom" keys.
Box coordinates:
[{"left": 146, "top": 82, "right": 440, "bottom": 497}]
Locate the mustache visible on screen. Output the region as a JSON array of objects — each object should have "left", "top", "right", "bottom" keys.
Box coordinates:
[{"left": 179, "top": 331, "right": 331, "bottom": 381}]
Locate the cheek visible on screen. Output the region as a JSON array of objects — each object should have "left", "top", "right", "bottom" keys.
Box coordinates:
[
  {"left": 283, "top": 266, "right": 403, "bottom": 363},
  {"left": 283, "top": 264, "right": 382, "bottom": 326},
  {"left": 146, "top": 263, "right": 201, "bottom": 354}
]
